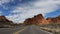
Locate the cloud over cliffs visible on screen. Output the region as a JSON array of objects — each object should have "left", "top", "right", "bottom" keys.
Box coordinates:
[{"left": 0, "top": 0, "right": 60, "bottom": 23}]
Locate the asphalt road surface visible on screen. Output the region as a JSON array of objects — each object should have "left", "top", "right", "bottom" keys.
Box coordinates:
[
  {"left": 0, "top": 26, "right": 25, "bottom": 34},
  {"left": 0, "top": 25, "right": 53, "bottom": 34}
]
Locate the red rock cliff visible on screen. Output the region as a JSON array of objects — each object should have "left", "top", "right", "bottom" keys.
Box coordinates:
[
  {"left": 46, "top": 15, "right": 60, "bottom": 24},
  {"left": 0, "top": 16, "right": 13, "bottom": 25},
  {"left": 24, "top": 14, "right": 49, "bottom": 25}
]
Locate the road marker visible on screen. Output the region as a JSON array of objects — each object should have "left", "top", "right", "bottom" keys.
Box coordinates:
[{"left": 13, "top": 28, "right": 25, "bottom": 34}]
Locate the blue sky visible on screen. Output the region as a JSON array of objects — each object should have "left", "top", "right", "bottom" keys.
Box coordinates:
[
  {"left": 0, "top": 0, "right": 60, "bottom": 23},
  {"left": 45, "top": 9, "right": 60, "bottom": 18}
]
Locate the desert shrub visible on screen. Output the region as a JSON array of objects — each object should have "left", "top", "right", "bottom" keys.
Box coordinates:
[{"left": 54, "top": 31, "right": 60, "bottom": 34}]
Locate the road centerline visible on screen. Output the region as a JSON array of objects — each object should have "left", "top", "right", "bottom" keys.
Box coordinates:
[{"left": 13, "top": 27, "right": 27, "bottom": 34}]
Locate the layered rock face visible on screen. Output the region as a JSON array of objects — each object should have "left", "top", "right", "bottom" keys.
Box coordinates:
[
  {"left": 46, "top": 15, "right": 60, "bottom": 23},
  {"left": 24, "top": 14, "right": 49, "bottom": 25},
  {"left": 24, "top": 14, "right": 60, "bottom": 25},
  {"left": 0, "top": 16, "right": 13, "bottom": 26},
  {"left": 33, "top": 14, "right": 49, "bottom": 25}
]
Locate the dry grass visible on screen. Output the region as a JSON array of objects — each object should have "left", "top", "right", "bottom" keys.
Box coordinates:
[{"left": 40, "top": 27, "right": 60, "bottom": 34}]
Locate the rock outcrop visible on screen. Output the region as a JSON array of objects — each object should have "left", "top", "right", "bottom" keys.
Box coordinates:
[
  {"left": 24, "top": 14, "right": 49, "bottom": 25},
  {"left": 0, "top": 16, "right": 13, "bottom": 27},
  {"left": 46, "top": 15, "right": 60, "bottom": 24},
  {"left": 24, "top": 14, "right": 60, "bottom": 25}
]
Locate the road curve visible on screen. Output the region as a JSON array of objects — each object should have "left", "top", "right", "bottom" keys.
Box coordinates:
[
  {"left": 17, "top": 25, "right": 53, "bottom": 34},
  {"left": 0, "top": 25, "right": 53, "bottom": 34}
]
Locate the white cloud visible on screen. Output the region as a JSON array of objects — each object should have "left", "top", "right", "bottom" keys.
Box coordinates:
[
  {"left": 0, "top": 11, "right": 2, "bottom": 16},
  {"left": 6, "top": 0, "right": 60, "bottom": 23},
  {"left": 0, "top": 0, "right": 10, "bottom": 5}
]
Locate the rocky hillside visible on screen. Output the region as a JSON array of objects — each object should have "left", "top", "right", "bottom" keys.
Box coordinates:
[
  {"left": 46, "top": 15, "right": 60, "bottom": 24},
  {"left": 24, "top": 14, "right": 60, "bottom": 25},
  {"left": 24, "top": 14, "right": 49, "bottom": 25},
  {"left": 0, "top": 16, "right": 14, "bottom": 28}
]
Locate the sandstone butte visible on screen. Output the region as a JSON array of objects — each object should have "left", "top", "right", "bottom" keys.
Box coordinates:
[{"left": 24, "top": 14, "right": 60, "bottom": 25}]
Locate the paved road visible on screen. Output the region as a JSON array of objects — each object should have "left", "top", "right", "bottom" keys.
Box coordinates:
[
  {"left": 19, "top": 25, "right": 53, "bottom": 34},
  {"left": 0, "top": 26, "right": 25, "bottom": 34},
  {"left": 0, "top": 25, "right": 53, "bottom": 34}
]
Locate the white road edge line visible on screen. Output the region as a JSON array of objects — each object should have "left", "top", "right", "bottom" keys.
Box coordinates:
[{"left": 40, "top": 29, "right": 53, "bottom": 34}]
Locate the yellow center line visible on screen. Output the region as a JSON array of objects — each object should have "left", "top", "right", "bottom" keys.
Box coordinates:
[{"left": 13, "top": 28, "right": 26, "bottom": 34}]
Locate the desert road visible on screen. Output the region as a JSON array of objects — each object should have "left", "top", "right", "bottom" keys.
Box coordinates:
[{"left": 0, "top": 25, "right": 53, "bottom": 34}]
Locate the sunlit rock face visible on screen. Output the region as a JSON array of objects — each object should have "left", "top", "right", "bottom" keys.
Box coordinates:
[
  {"left": 24, "top": 14, "right": 60, "bottom": 25},
  {"left": 46, "top": 15, "right": 60, "bottom": 24},
  {"left": 40, "top": 19, "right": 49, "bottom": 25},
  {"left": 34, "top": 14, "right": 44, "bottom": 24},
  {"left": 24, "top": 14, "right": 49, "bottom": 25}
]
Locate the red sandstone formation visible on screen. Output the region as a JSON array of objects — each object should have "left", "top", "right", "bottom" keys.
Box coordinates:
[
  {"left": 24, "top": 14, "right": 49, "bottom": 25},
  {"left": 24, "top": 14, "right": 60, "bottom": 25},
  {"left": 46, "top": 15, "right": 60, "bottom": 24},
  {"left": 0, "top": 16, "right": 13, "bottom": 25}
]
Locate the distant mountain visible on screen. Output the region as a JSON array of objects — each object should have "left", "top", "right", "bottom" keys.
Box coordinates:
[{"left": 0, "top": 16, "right": 14, "bottom": 28}]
